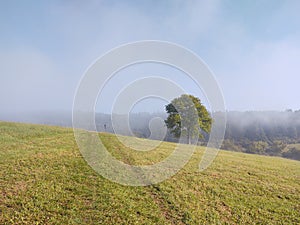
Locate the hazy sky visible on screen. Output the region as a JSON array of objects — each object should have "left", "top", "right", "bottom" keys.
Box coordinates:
[{"left": 1, "top": 0, "right": 300, "bottom": 114}]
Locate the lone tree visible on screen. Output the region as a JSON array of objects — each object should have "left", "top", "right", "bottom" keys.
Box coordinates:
[{"left": 165, "top": 94, "right": 212, "bottom": 144}]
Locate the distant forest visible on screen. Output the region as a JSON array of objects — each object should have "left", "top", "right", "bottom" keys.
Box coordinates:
[
  {"left": 2, "top": 110, "right": 300, "bottom": 161},
  {"left": 220, "top": 110, "right": 300, "bottom": 161},
  {"left": 94, "top": 110, "right": 300, "bottom": 161}
]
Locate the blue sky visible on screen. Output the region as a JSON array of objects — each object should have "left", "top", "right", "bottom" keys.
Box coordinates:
[{"left": 1, "top": 0, "right": 300, "bottom": 113}]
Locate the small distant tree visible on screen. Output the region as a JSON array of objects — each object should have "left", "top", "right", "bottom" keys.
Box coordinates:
[
  {"left": 283, "top": 147, "right": 300, "bottom": 160},
  {"left": 266, "top": 140, "right": 287, "bottom": 156},
  {"left": 165, "top": 94, "right": 212, "bottom": 144},
  {"left": 246, "top": 141, "right": 269, "bottom": 154}
]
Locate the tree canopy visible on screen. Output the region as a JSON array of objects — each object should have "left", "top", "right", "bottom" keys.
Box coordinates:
[{"left": 165, "top": 94, "right": 212, "bottom": 144}]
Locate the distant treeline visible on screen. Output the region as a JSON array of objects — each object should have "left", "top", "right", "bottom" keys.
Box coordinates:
[
  {"left": 94, "top": 110, "right": 300, "bottom": 161},
  {"left": 220, "top": 110, "right": 300, "bottom": 161},
  {"left": 2, "top": 110, "right": 299, "bottom": 161}
]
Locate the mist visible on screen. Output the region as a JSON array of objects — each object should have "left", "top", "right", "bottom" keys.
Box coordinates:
[{"left": 1, "top": 1, "right": 300, "bottom": 118}]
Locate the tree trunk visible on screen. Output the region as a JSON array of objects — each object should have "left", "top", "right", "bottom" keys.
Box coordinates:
[{"left": 187, "top": 129, "right": 191, "bottom": 144}]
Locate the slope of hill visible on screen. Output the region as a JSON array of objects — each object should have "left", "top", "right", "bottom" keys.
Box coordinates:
[{"left": 0, "top": 121, "right": 299, "bottom": 224}]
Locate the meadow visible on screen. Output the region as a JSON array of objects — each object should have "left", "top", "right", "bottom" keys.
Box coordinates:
[{"left": 0, "top": 121, "right": 299, "bottom": 224}]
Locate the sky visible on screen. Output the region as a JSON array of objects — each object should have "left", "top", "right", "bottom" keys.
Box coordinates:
[{"left": 1, "top": 0, "right": 300, "bottom": 115}]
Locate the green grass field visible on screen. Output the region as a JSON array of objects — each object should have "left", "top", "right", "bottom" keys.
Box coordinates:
[{"left": 0, "top": 121, "right": 299, "bottom": 224}]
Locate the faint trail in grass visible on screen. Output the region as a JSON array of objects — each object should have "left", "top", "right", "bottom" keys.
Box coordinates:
[
  {"left": 100, "top": 134, "right": 190, "bottom": 224},
  {"left": 147, "top": 184, "right": 191, "bottom": 225}
]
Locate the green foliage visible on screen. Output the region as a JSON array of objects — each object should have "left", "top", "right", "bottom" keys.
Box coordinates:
[
  {"left": 266, "top": 140, "right": 287, "bottom": 156},
  {"left": 246, "top": 141, "right": 269, "bottom": 154},
  {"left": 283, "top": 146, "right": 300, "bottom": 160},
  {"left": 0, "top": 122, "right": 300, "bottom": 224},
  {"left": 221, "top": 139, "right": 243, "bottom": 152},
  {"left": 165, "top": 94, "right": 212, "bottom": 144},
  {"left": 222, "top": 139, "right": 294, "bottom": 159}
]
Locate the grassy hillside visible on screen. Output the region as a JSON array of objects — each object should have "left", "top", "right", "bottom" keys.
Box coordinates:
[{"left": 0, "top": 121, "right": 299, "bottom": 224}]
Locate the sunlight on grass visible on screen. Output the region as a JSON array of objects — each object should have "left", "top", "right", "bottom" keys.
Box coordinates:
[{"left": 0, "top": 122, "right": 299, "bottom": 224}]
